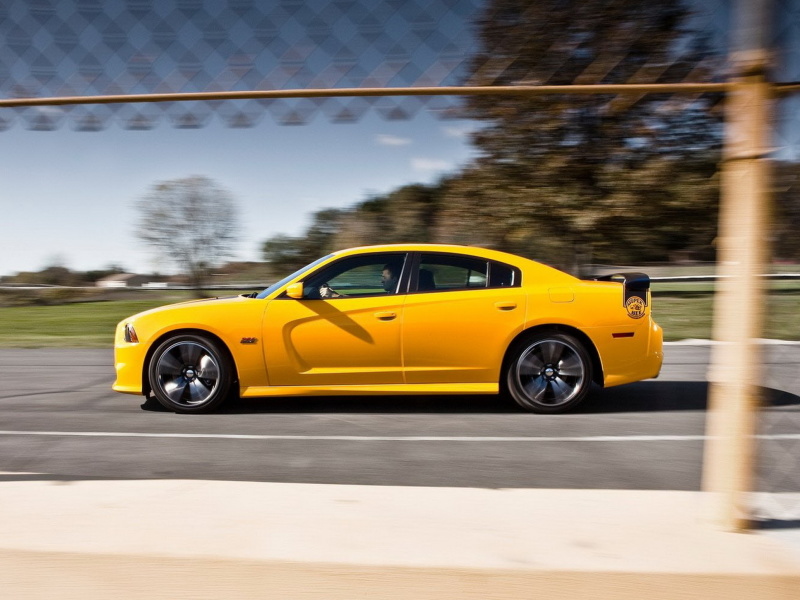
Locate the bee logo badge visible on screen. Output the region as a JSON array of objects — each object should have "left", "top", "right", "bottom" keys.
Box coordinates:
[{"left": 625, "top": 296, "right": 646, "bottom": 319}]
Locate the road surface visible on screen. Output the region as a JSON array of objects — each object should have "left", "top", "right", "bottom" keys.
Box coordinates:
[{"left": 0, "top": 345, "right": 797, "bottom": 496}]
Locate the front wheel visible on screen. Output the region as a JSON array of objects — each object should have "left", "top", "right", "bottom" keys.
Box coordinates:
[
  {"left": 148, "top": 334, "right": 233, "bottom": 413},
  {"left": 504, "top": 332, "right": 593, "bottom": 414}
]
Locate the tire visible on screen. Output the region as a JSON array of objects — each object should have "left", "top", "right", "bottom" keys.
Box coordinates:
[
  {"left": 147, "top": 334, "right": 233, "bottom": 413},
  {"left": 504, "top": 332, "right": 593, "bottom": 414}
]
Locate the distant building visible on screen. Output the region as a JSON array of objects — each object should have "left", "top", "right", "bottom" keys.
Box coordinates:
[{"left": 95, "top": 273, "right": 151, "bottom": 288}]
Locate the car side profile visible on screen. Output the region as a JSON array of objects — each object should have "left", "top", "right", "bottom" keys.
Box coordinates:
[{"left": 113, "top": 244, "right": 663, "bottom": 414}]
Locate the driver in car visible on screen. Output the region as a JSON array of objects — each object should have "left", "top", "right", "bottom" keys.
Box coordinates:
[{"left": 320, "top": 263, "right": 399, "bottom": 298}]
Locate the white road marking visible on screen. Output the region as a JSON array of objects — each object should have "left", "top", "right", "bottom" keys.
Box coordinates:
[
  {"left": 0, "top": 430, "right": 798, "bottom": 442},
  {"left": 665, "top": 339, "right": 800, "bottom": 346}
]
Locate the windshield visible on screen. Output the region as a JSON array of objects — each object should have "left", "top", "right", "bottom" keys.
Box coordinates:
[{"left": 255, "top": 254, "right": 335, "bottom": 299}]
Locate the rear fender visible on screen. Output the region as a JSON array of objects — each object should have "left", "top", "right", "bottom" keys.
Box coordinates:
[{"left": 592, "top": 272, "right": 650, "bottom": 318}]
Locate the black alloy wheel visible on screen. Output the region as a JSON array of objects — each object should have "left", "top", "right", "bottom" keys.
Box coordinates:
[
  {"left": 505, "top": 332, "right": 593, "bottom": 414},
  {"left": 148, "top": 334, "right": 233, "bottom": 413}
]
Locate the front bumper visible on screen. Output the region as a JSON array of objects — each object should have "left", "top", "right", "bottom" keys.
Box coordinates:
[{"left": 112, "top": 322, "right": 147, "bottom": 395}]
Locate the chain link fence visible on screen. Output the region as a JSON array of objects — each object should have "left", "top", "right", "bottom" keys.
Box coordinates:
[
  {"left": 0, "top": 0, "right": 740, "bottom": 130},
  {"left": 747, "top": 0, "right": 800, "bottom": 526},
  {"left": 0, "top": 0, "right": 482, "bottom": 130}
]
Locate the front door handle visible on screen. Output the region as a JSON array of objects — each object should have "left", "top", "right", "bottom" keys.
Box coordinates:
[
  {"left": 494, "top": 302, "right": 517, "bottom": 311},
  {"left": 375, "top": 311, "right": 397, "bottom": 321}
]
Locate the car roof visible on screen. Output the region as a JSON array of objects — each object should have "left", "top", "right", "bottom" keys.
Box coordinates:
[
  {"left": 330, "top": 244, "right": 576, "bottom": 281},
  {"left": 333, "top": 243, "right": 525, "bottom": 263}
]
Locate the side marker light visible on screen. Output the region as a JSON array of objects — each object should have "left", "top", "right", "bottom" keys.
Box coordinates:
[{"left": 124, "top": 324, "right": 139, "bottom": 343}]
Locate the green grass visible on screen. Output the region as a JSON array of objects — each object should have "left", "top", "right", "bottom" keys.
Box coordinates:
[
  {"left": 652, "top": 292, "right": 800, "bottom": 341},
  {"left": 0, "top": 290, "right": 798, "bottom": 347},
  {"left": 651, "top": 294, "right": 714, "bottom": 341},
  {"left": 651, "top": 282, "right": 800, "bottom": 341},
  {"left": 0, "top": 300, "right": 177, "bottom": 348},
  {"left": 762, "top": 293, "right": 800, "bottom": 341}
]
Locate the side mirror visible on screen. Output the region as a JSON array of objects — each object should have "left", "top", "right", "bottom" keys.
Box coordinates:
[{"left": 285, "top": 282, "right": 304, "bottom": 299}]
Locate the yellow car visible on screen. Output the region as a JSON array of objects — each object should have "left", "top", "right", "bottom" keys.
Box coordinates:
[{"left": 113, "top": 244, "right": 663, "bottom": 414}]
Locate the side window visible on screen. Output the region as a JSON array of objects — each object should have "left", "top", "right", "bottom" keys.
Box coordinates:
[
  {"left": 417, "top": 254, "right": 488, "bottom": 292},
  {"left": 302, "top": 253, "right": 407, "bottom": 299},
  {"left": 415, "top": 254, "right": 521, "bottom": 293},
  {"left": 488, "top": 261, "right": 520, "bottom": 288}
]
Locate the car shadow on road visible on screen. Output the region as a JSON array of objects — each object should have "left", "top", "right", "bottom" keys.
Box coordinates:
[
  {"left": 578, "top": 381, "right": 800, "bottom": 414},
  {"left": 141, "top": 381, "right": 800, "bottom": 415},
  {"left": 757, "top": 519, "right": 800, "bottom": 529}
]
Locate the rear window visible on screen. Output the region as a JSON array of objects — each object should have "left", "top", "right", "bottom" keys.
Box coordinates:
[{"left": 416, "top": 254, "right": 521, "bottom": 292}]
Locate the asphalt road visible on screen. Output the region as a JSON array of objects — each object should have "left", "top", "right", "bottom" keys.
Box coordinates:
[{"left": 0, "top": 345, "right": 798, "bottom": 494}]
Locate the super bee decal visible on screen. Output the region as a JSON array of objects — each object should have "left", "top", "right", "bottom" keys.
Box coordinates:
[
  {"left": 625, "top": 295, "right": 647, "bottom": 319},
  {"left": 594, "top": 272, "right": 651, "bottom": 320}
]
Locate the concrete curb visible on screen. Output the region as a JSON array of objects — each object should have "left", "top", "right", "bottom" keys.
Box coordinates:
[{"left": 1, "top": 479, "right": 799, "bottom": 599}]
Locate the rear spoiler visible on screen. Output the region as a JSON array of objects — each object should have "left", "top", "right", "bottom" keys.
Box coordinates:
[{"left": 591, "top": 272, "right": 650, "bottom": 317}]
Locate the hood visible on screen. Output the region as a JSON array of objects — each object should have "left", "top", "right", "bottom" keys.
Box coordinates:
[{"left": 127, "top": 294, "right": 253, "bottom": 321}]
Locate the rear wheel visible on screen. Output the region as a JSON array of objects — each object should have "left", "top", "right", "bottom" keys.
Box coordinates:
[
  {"left": 504, "top": 332, "right": 593, "bottom": 414},
  {"left": 148, "top": 334, "right": 233, "bottom": 413}
]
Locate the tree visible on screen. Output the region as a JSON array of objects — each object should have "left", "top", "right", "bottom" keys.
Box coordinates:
[
  {"left": 331, "top": 184, "right": 441, "bottom": 249},
  {"left": 261, "top": 184, "right": 441, "bottom": 274},
  {"left": 261, "top": 209, "right": 347, "bottom": 276},
  {"left": 460, "top": 0, "right": 723, "bottom": 271},
  {"left": 262, "top": 234, "right": 313, "bottom": 275},
  {"left": 259, "top": 1, "right": 725, "bottom": 272},
  {"left": 136, "top": 176, "right": 239, "bottom": 288},
  {"left": 84, "top": 264, "right": 126, "bottom": 284},
  {"left": 773, "top": 162, "right": 800, "bottom": 261}
]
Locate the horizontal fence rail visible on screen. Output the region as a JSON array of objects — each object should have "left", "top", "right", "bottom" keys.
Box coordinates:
[
  {"left": 3, "top": 273, "right": 800, "bottom": 291},
  {"left": 2, "top": 82, "right": 799, "bottom": 111},
  {"left": 0, "top": 83, "right": 734, "bottom": 109}
]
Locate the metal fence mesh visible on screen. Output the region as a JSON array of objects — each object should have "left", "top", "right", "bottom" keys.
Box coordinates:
[
  {"left": 1, "top": 0, "right": 800, "bottom": 522},
  {"left": 754, "top": 342, "right": 800, "bottom": 521},
  {"left": 0, "top": 0, "right": 482, "bottom": 130},
  {"left": 751, "top": 0, "right": 800, "bottom": 525},
  {"left": 0, "top": 0, "right": 742, "bottom": 130}
]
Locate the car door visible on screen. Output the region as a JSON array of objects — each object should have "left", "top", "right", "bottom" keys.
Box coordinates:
[
  {"left": 262, "top": 252, "right": 409, "bottom": 386},
  {"left": 401, "top": 252, "right": 527, "bottom": 384}
]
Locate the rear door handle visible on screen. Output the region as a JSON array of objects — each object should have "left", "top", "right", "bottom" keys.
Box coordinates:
[
  {"left": 494, "top": 302, "right": 517, "bottom": 311},
  {"left": 375, "top": 311, "right": 397, "bottom": 321}
]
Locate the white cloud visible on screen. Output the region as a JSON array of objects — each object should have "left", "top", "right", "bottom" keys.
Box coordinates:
[
  {"left": 376, "top": 134, "right": 412, "bottom": 146},
  {"left": 441, "top": 125, "right": 475, "bottom": 139},
  {"left": 33, "top": 106, "right": 65, "bottom": 116},
  {"left": 411, "top": 158, "right": 452, "bottom": 172}
]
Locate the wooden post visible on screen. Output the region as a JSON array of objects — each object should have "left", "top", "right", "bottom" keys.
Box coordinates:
[{"left": 702, "top": 0, "right": 772, "bottom": 531}]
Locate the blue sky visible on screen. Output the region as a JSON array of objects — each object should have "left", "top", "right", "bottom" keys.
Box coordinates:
[
  {"left": 0, "top": 108, "right": 479, "bottom": 276},
  {"left": 0, "top": 0, "right": 482, "bottom": 277}
]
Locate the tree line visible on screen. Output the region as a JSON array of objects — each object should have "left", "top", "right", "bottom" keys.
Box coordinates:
[{"left": 264, "top": 0, "right": 726, "bottom": 277}]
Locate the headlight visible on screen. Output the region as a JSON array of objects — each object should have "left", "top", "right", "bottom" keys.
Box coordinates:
[{"left": 124, "top": 323, "right": 139, "bottom": 344}]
